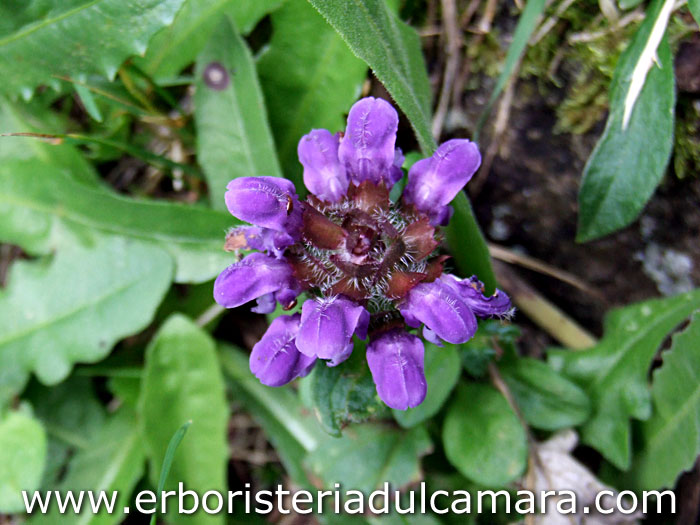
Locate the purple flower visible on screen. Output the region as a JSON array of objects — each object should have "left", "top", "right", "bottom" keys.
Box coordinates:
[
  {"left": 296, "top": 296, "right": 369, "bottom": 366},
  {"left": 225, "top": 176, "right": 301, "bottom": 237},
  {"left": 399, "top": 278, "right": 478, "bottom": 344},
  {"left": 403, "top": 139, "right": 481, "bottom": 225},
  {"left": 440, "top": 274, "right": 513, "bottom": 318},
  {"left": 214, "top": 252, "right": 299, "bottom": 310},
  {"left": 215, "top": 97, "right": 512, "bottom": 411},
  {"left": 367, "top": 330, "right": 427, "bottom": 410},
  {"left": 249, "top": 314, "right": 316, "bottom": 386},
  {"left": 298, "top": 129, "right": 348, "bottom": 202},
  {"left": 226, "top": 226, "right": 295, "bottom": 259},
  {"left": 338, "top": 97, "right": 399, "bottom": 186}
]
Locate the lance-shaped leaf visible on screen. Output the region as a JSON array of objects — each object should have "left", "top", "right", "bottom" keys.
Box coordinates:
[
  {"left": 139, "top": 315, "right": 228, "bottom": 525},
  {"left": 577, "top": 0, "right": 675, "bottom": 241},
  {"left": 0, "top": 236, "right": 172, "bottom": 401},
  {"left": 549, "top": 289, "right": 700, "bottom": 469},
  {"left": 195, "top": 17, "right": 282, "bottom": 209},
  {"left": 0, "top": 160, "right": 235, "bottom": 283},
  {"left": 29, "top": 407, "right": 144, "bottom": 525},
  {"left": 626, "top": 312, "right": 700, "bottom": 490},
  {"left": 257, "top": 0, "right": 367, "bottom": 190},
  {"left": 307, "top": 0, "right": 434, "bottom": 154},
  {"left": 0, "top": 0, "right": 187, "bottom": 99}
]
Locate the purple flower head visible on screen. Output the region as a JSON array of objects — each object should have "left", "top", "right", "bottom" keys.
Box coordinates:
[
  {"left": 215, "top": 97, "right": 512, "bottom": 411},
  {"left": 403, "top": 139, "right": 481, "bottom": 225},
  {"left": 367, "top": 329, "right": 427, "bottom": 410},
  {"left": 225, "top": 176, "right": 302, "bottom": 238},
  {"left": 249, "top": 314, "right": 316, "bottom": 386},
  {"left": 296, "top": 296, "right": 369, "bottom": 366}
]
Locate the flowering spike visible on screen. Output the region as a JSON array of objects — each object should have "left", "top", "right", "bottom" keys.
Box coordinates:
[
  {"left": 367, "top": 329, "right": 427, "bottom": 410},
  {"left": 403, "top": 139, "right": 481, "bottom": 225},
  {"left": 339, "top": 97, "right": 399, "bottom": 186},
  {"left": 215, "top": 96, "right": 512, "bottom": 410},
  {"left": 298, "top": 129, "right": 349, "bottom": 202},
  {"left": 249, "top": 314, "right": 316, "bottom": 386}
]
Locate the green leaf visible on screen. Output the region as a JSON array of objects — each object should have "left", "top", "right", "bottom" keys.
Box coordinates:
[
  {"left": 626, "top": 312, "right": 700, "bottom": 489},
  {"left": 140, "top": 0, "right": 285, "bottom": 78},
  {"left": 0, "top": 409, "right": 47, "bottom": 513},
  {"left": 0, "top": 0, "right": 187, "bottom": 99},
  {"left": 500, "top": 357, "right": 590, "bottom": 431},
  {"left": 475, "top": 0, "right": 546, "bottom": 139},
  {"left": 257, "top": 0, "right": 367, "bottom": 190},
  {"left": 307, "top": 0, "right": 434, "bottom": 154},
  {"left": 139, "top": 314, "right": 228, "bottom": 524},
  {"left": 195, "top": 17, "right": 282, "bottom": 209},
  {"left": 443, "top": 383, "right": 527, "bottom": 487},
  {"left": 444, "top": 192, "right": 498, "bottom": 293},
  {"left": 0, "top": 160, "right": 235, "bottom": 283},
  {"left": 74, "top": 84, "right": 103, "bottom": 122},
  {"left": 219, "top": 344, "right": 326, "bottom": 485},
  {"left": 25, "top": 377, "right": 107, "bottom": 487},
  {"left": 305, "top": 424, "right": 432, "bottom": 493},
  {"left": 688, "top": 0, "right": 700, "bottom": 27},
  {"left": 548, "top": 289, "right": 700, "bottom": 469},
  {"left": 577, "top": 0, "right": 675, "bottom": 241},
  {"left": 0, "top": 236, "right": 172, "bottom": 402},
  {"left": 619, "top": 0, "right": 644, "bottom": 9},
  {"left": 393, "top": 343, "right": 461, "bottom": 428},
  {"left": 0, "top": 96, "right": 98, "bottom": 185},
  {"left": 29, "top": 407, "right": 145, "bottom": 525},
  {"left": 309, "top": 347, "right": 386, "bottom": 436},
  {"left": 150, "top": 421, "right": 191, "bottom": 525}
]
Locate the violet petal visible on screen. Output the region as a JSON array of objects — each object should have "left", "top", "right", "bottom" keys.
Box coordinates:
[
  {"left": 296, "top": 296, "right": 369, "bottom": 364},
  {"left": 225, "top": 176, "right": 302, "bottom": 237},
  {"left": 366, "top": 329, "right": 427, "bottom": 410},
  {"left": 339, "top": 97, "right": 398, "bottom": 186},
  {"left": 298, "top": 129, "right": 349, "bottom": 202},
  {"left": 249, "top": 314, "right": 316, "bottom": 387},
  {"left": 213, "top": 252, "right": 298, "bottom": 309},
  {"left": 403, "top": 139, "right": 481, "bottom": 225},
  {"left": 398, "top": 279, "right": 478, "bottom": 344},
  {"left": 440, "top": 273, "right": 513, "bottom": 318}
]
